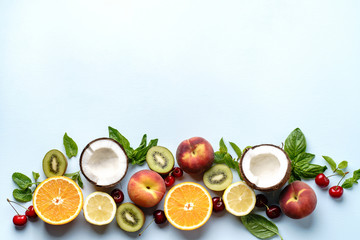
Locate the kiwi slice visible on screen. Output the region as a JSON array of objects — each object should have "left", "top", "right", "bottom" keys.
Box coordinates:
[
  {"left": 116, "top": 203, "right": 145, "bottom": 232},
  {"left": 203, "top": 164, "right": 233, "bottom": 191},
  {"left": 146, "top": 146, "right": 175, "bottom": 174},
  {"left": 42, "top": 149, "right": 68, "bottom": 178}
]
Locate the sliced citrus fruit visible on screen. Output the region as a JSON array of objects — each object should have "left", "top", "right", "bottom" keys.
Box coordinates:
[
  {"left": 83, "top": 191, "right": 116, "bottom": 225},
  {"left": 164, "top": 182, "right": 212, "bottom": 230},
  {"left": 222, "top": 181, "right": 256, "bottom": 216},
  {"left": 33, "top": 176, "right": 83, "bottom": 225}
]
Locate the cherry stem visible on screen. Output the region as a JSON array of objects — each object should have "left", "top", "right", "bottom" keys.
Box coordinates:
[
  {"left": 138, "top": 218, "right": 155, "bottom": 236},
  {"left": 7, "top": 198, "right": 28, "bottom": 210},
  {"left": 335, "top": 172, "right": 349, "bottom": 190},
  {"left": 7, "top": 198, "right": 21, "bottom": 215},
  {"left": 326, "top": 173, "right": 338, "bottom": 178}
]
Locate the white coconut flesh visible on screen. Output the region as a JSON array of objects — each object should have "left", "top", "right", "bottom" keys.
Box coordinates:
[
  {"left": 242, "top": 145, "right": 289, "bottom": 189},
  {"left": 81, "top": 139, "right": 127, "bottom": 186}
]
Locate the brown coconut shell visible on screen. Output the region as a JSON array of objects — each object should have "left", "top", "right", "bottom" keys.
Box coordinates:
[{"left": 239, "top": 144, "right": 292, "bottom": 192}]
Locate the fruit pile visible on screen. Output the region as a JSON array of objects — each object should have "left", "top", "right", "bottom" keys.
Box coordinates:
[{"left": 8, "top": 128, "right": 359, "bottom": 239}]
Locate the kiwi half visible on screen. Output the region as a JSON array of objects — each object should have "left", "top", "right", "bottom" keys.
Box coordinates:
[
  {"left": 116, "top": 203, "right": 145, "bottom": 232},
  {"left": 146, "top": 146, "right": 175, "bottom": 174},
  {"left": 42, "top": 149, "right": 68, "bottom": 178},
  {"left": 203, "top": 164, "right": 233, "bottom": 191}
]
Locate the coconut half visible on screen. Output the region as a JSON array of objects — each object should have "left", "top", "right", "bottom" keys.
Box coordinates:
[
  {"left": 239, "top": 144, "right": 291, "bottom": 192},
  {"left": 80, "top": 138, "right": 128, "bottom": 188}
]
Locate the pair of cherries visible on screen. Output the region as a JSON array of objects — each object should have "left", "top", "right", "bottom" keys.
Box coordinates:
[
  {"left": 315, "top": 173, "right": 345, "bottom": 198},
  {"left": 255, "top": 194, "right": 281, "bottom": 219},
  {"left": 7, "top": 199, "right": 37, "bottom": 226},
  {"left": 164, "top": 167, "right": 183, "bottom": 187}
]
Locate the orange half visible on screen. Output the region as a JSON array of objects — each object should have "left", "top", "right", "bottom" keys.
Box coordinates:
[
  {"left": 33, "top": 176, "right": 83, "bottom": 225},
  {"left": 164, "top": 182, "right": 212, "bottom": 230}
]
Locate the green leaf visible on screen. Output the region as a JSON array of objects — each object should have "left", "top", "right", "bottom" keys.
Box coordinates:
[
  {"left": 338, "top": 161, "right": 348, "bottom": 169},
  {"left": 229, "top": 141, "right": 242, "bottom": 159},
  {"left": 353, "top": 169, "right": 360, "bottom": 181},
  {"left": 65, "top": 171, "right": 83, "bottom": 189},
  {"left": 293, "top": 153, "right": 315, "bottom": 165},
  {"left": 63, "top": 133, "right": 78, "bottom": 158},
  {"left": 12, "top": 172, "right": 32, "bottom": 190},
  {"left": 284, "top": 128, "right": 306, "bottom": 160},
  {"left": 77, "top": 174, "right": 84, "bottom": 189},
  {"left": 336, "top": 169, "right": 346, "bottom": 176},
  {"left": 219, "top": 138, "right": 227, "bottom": 153},
  {"left": 224, "top": 153, "right": 236, "bottom": 169},
  {"left": 13, "top": 188, "right": 32, "bottom": 202},
  {"left": 289, "top": 171, "right": 301, "bottom": 183},
  {"left": 322, "top": 156, "right": 337, "bottom": 172},
  {"left": 243, "top": 146, "right": 252, "bottom": 153},
  {"left": 241, "top": 214, "right": 283, "bottom": 240},
  {"left": 296, "top": 163, "right": 327, "bottom": 179},
  {"left": 32, "top": 171, "right": 40, "bottom": 182},
  {"left": 108, "top": 126, "right": 133, "bottom": 156},
  {"left": 138, "top": 134, "right": 147, "bottom": 149},
  {"left": 214, "top": 151, "right": 226, "bottom": 164},
  {"left": 130, "top": 137, "right": 158, "bottom": 165},
  {"left": 342, "top": 178, "right": 354, "bottom": 189}
]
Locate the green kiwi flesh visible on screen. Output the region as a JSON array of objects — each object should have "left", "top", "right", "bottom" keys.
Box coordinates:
[
  {"left": 203, "top": 164, "right": 233, "bottom": 191},
  {"left": 116, "top": 203, "right": 145, "bottom": 232},
  {"left": 146, "top": 146, "right": 175, "bottom": 174},
  {"left": 42, "top": 149, "right": 68, "bottom": 178}
]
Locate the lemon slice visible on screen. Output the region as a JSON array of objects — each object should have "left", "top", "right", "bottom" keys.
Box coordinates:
[
  {"left": 223, "top": 181, "right": 256, "bottom": 216},
  {"left": 83, "top": 192, "right": 116, "bottom": 225}
]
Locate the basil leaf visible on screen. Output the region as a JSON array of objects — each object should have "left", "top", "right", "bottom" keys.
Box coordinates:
[
  {"left": 338, "top": 161, "right": 348, "bottom": 169},
  {"left": 241, "top": 214, "right": 283, "bottom": 240},
  {"left": 130, "top": 138, "right": 158, "bottom": 165},
  {"left": 12, "top": 172, "right": 32, "bottom": 190},
  {"left": 284, "top": 128, "right": 306, "bottom": 160},
  {"left": 13, "top": 188, "right": 32, "bottom": 202},
  {"left": 342, "top": 178, "right": 354, "bottom": 189},
  {"left": 108, "top": 126, "right": 133, "bottom": 156},
  {"left": 322, "top": 156, "right": 337, "bottom": 171},
  {"left": 63, "top": 133, "right": 78, "bottom": 158},
  {"left": 296, "top": 163, "right": 327, "bottom": 179},
  {"left": 294, "top": 153, "right": 315, "bottom": 165},
  {"left": 32, "top": 171, "right": 40, "bottom": 182},
  {"left": 219, "top": 138, "right": 227, "bottom": 153},
  {"left": 138, "top": 134, "right": 147, "bottom": 149},
  {"left": 289, "top": 171, "right": 301, "bottom": 183},
  {"left": 229, "top": 141, "right": 242, "bottom": 159}
]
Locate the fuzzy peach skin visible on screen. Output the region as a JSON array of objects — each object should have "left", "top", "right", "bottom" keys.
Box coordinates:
[
  {"left": 127, "top": 170, "right": 166, "bottom": 208},
  {"left": 279, "top": 181, "right": 317, "bottom": 219},
  {"left": 176, "top": 137, "right": 214, "bottom": 175}
]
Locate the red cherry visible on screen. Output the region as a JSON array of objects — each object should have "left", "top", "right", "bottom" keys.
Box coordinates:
[
  {"left": 212, "top": 197, "right": 225, "bottom": 212},
  {"left": 164, "top": 175, "right": 175, "bottom": 187},
  {"left": 255, "top": 194, "right": 268, "bottom": 208},
  {"left": 329, "top": 186, "right": 343, "bottom": 198},
  {"left": 111, "top": 188, "right": 124, "bottom": 204},
  {"left": 266, "top": 205, "right": 281, "bottom": 219},
  {"left": 13, "top": 215, "right": 27, "bottom": 226},
  {"left": 25, "top": 206, "right": 37, "bottom": 218},
  {"left": 153, "top": 210, "right": 167, "bottom": 224},
  {"left": 172, "top": 167, "right": 183, "bottom": 178},
  {"left": 315, "top": 173, "right": 330, "bottom": 188}
]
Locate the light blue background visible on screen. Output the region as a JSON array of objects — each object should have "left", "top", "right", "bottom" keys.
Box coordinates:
[{"left": 1, "top": 0, "right": 359, "bottom": 239}]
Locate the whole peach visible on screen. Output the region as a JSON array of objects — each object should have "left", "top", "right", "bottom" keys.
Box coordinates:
[
  {"left": 279, "top": 181, "right": 317, "bottom": 219},
  {"left": 127, "top": 170, "right": 166, "bottom": 208},
  {"left": 176, "top": 137, "right": 214, "bottom": 175}
]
